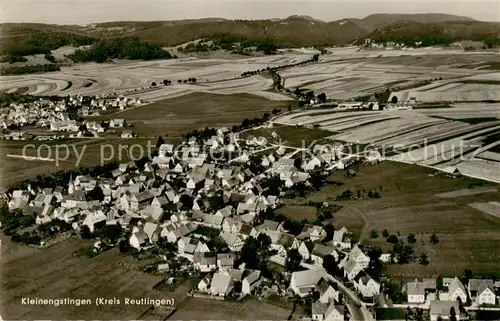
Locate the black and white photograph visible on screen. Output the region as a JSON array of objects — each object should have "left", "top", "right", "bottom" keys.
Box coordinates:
[{"left": 0, "top": 0, "right": 500, "bottom": 320}]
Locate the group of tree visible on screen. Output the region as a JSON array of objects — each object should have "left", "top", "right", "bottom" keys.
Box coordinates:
[
  {"left": 0, "top": 207, "right": 35, "bottom": 236},
  {"left": 239, "top": 234, "right": 272, "bottom": 270},
  {"left": 175, "top": 78, "right": 197, "bottom": 84},
  {"left": 68, "top": 37, "right": 172, "bottom": 63},
  {"left": 178, "top": 42, "right": 217, "bottom": 53},
  {"left": 182, "top": 126, "right": 217, "bottom": 143},
  {"left": 3, "top": 32, "right": 97, "bottom": 56},
  {"left": 1, "top": 64, "right": 60, "bottom": 75},
  {"left": 211, "top": 34, "right": 280, "bottom": 54},
  {"left": 241, "top": 54, "right": 320, "bottom": 80}
]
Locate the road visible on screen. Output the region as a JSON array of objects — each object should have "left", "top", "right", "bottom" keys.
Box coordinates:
[{"left": 300, "top": 263, "right": 374, "bottom": 321}]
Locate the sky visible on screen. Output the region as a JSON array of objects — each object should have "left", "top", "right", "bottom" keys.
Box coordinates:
[{"left": 1, "top": 0, "right": 499, "bottom": 25}]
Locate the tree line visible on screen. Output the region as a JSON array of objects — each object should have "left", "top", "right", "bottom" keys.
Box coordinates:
[
  {"left": 1, "top": 64, "right": 60, "bottom": 75},
  {"left": 68, "top": 37, "right": 172, "bottom": 63},
  {"left": 2, "top": 32, "right": 97, "bottom": 57}
]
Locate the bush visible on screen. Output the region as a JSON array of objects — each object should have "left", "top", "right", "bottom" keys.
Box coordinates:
[
  {"left": 387, "top": 235, "right": 399, "bottom": 244},
  {"left": 407, "top": 233, "right": 417, "bottom": 244},
  {"left": 430, "top": 232, "right": 439, "bottom": 244}
]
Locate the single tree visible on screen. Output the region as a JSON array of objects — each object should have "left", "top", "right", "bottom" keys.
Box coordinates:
[
  {"left": 80, "top": 225, "right": 93, "bottom": 239},
  {"left": 391, "top": 95, "right": 398, "bottom": 104},
  {"left": 370, "top": 230, "right": 379, "bottom": 239},
  {"left": 430, "top": 232, "right": 439, "bottom": 244},
  {"left": 151, "top": 82, "right": 157, "bottom": 87},
  {"left": 382, "top": 229, "right": 389, "bottom": 238},
  {"left": 407, "top": 233, "right": 417, "bottom": 244},
  {"left": 450, "top": 307, "right": 457, "bottom": 321}
]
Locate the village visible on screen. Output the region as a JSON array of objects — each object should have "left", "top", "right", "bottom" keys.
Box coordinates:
[
  {"left": 2, "top": 110, "right": 500, "bottom": 321},
  {"left": 0, "top": 94, "right": 143, "bottom": 140}
]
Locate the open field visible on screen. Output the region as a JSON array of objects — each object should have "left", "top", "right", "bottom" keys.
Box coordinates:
[
  {"left": 110, "top": 92, "right": 293, "bottom": 137},
  {"left": 275, "top": 205, "right": 318, "bottom": 222},
  {"left": 291, "top": 161, "right": 500, "bottom": 278},
  {"left": 275, "top": 105, "right": 500, "bottom": 182},
  {"left": 0, "top": 235, "right": 189, "bottom": 320},
  {"left": 170, "top": 297, "right": 293, "bottom": 320},
  {"left": 0, "top": 54, "right": 309, "bottom": 102},
  {"left": 279, "top": 51, "right": 498, "bottom": 101}
]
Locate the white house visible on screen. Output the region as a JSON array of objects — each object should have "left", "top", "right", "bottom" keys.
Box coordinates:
[
  {"left": 193, "top": 251, "right": 217, "bottom": 272},
  {"left": 468, "top": 279, "right": 496, "bottom": 305},
  {"left": 354, "top": 272, "right": 380, "bottom": 298},
  {"left": 129, "top": 230, "right": 148, "bottom": 249},
  {"left": 210, "top": 272, "right": 234, "bottom": 297},
  {"left": 347, "top": 245, "right": 370, "bottom": 269},
  {"left": 110, "top": 119, "right": 125, "bottom": 128},
  {"left": 198, "top": 275, "right": 212, "bottom": 292},
  {"left": 290, "top": 269, "right": 326, "bottom": 297},
  {"left": 448, "top": 277, "right": 468, "bottom": 303},
  {"left": 242, "top": 270, "right": 261, "bottom": 294},
  {"left": 316, "top": 278, "right": 340, "bottom": 304},
  {"left": 219, "top": 231, "right": 245, "bottom": 252},
  {"left": 407, "top": 281, "right": 426, "bottom": 303},
  {"left": 312, "top": 301, "right": 345, "bottom": 321},
  {"left": 311, "top": 244, "right": 338, "bottom": 266},
  {"left": 331, "top": 227, "right": 351, "bottom": 250}
]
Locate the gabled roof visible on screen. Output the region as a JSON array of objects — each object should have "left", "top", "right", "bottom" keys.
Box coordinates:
[
  {"left": 217, "top": 253, "right": 235, "bottom": 266},
  {"left": 243, "top": 270, "right": 261, "bottom": 286},
  {"left": 469, "top": 279, "right": 494, "bottom": 294},
  {"left": 193, "top": 251, "right": 217, "bottom": 265},
  {"left": 291, "top": 270, "right": 325, "bottom": 288},
  {"left": 143, "top": 222, "right": 160, "bottom": 240},
  {"left": 312, "top": 302, "right": 328, "bottom": 316},
  {"left": 407, "top": 281, "right": 426, "bottom": 296},
  {"left": 315, "top": 278, "right": 332, "bottom": 295},
  {"left": 312, "top": 243, "right": 335, "bottom": 258},
  {"left": 449, "top": 277, "right": 466, "bottom": 295},
  {"left": 276, "top": 233, "right": 295, "bottom": 247},
  {"left": 239, "top": 224, "right": 254, "bottom": 236},
  {"left": 302, "top": 240, "right": 315, "bottom": 252},
  {"left": 256, "top": 219, "right": 280, "bottom": 232},
  {"left": 210, "top": 272, "right": 234, "bottom": 295}
]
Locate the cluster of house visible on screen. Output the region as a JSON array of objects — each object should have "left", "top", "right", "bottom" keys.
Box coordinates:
[
  {"left": 407, "top": 276, "right": 500, "bottom": 320},
  {"left": 291, "top": 269, "right": 346, "bottom": 321},
  {"left": 0, "top": 95, "right": 142, "bottom": 140},
  {"left": 4, "top": 123, "right": 385, "bottom": 317}
]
